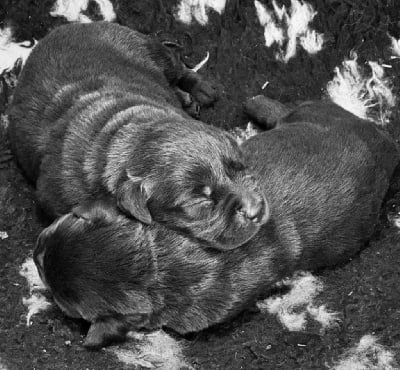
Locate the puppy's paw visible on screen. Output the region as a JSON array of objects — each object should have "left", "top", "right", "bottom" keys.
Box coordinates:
[
  {"left": 84, "top": 319, "right": 128, "bottom": 350},
  {"left": 179, "top": 70, "right": 219, "bottom": 106},
  {"left": 190, "top": 79, "right": 218, "bottom": 107},
  {"left": 174, "top": 87, "right": 201, "bottom": 118},
  {"left": 184, "top": 100, "right": 201, "bottom": 119},
  {"left": 244, "top": 95, "right": 292, "bottom": 129}
]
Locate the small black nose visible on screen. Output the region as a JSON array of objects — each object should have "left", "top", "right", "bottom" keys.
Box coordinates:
[{"left": 239, "top": 193, "right": 265, "bottom": 222}]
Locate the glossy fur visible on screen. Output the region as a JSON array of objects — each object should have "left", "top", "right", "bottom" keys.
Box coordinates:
[
  {"left": 35, "top": 101, "right": 400, "bottom": 348},
  {"left": 8, "top": 22, "right": 268, "bottom": 250}
]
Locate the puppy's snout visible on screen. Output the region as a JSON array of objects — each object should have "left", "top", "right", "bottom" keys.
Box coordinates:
[{"left": 238, "top": 193, "right": 266, "bottom": 222}]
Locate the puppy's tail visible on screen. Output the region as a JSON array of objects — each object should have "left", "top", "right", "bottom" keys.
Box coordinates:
[{"left": 326, "top": 52, "right": 396, "bottom": 126}]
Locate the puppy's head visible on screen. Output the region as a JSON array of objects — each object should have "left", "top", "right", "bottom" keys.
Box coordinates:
[
  {"left": 33, "top": 199, "right": 154, "bottom": 321},
  {"left": 118, "top": 121, "right": 269, "bottom": 250}
]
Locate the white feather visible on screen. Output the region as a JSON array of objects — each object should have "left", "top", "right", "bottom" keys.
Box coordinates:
[
  {"left": 50, "top": 0, "right": 116, "bottom": 23},
  {"left": 111, "top": 330, "right": 192, "bottom": 369},
  {"left": 175, "top": 0, "right": 227, "bottom": 26},
  {"left": 326, "top": 55, "right": 395, "bottom": 125},
  {"left": 333, "top": 335, "right": 397, "bottom": 370},
  {"left": 0, "top": 26, "right": 36, "bottom": 75}
]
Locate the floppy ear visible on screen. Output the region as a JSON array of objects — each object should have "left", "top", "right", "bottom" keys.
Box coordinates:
[
  {"left": 116, "top": 176, "right": 152, "bottom": 224},
  {"left": 72, "top": 198, "right": 120, "bottom": 224}
]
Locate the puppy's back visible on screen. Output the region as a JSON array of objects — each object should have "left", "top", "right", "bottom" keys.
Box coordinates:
[
  {"left": 8, "top": 22, "right": 180, "bottom": 184},
  {"left": 243, "top": 101, "right": 399, "bottom": 269},
  {"left": 282, "top": 101, "right": 398, "bottom": 177}
]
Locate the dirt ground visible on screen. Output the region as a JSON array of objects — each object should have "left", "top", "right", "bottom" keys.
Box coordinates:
[{"left": 1, "top": 0, "right": 400, "bottom": 369}]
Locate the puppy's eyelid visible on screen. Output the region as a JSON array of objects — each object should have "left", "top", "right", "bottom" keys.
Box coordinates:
[{"left": 223, "top": 160, "right": 247, "bottom": 179}]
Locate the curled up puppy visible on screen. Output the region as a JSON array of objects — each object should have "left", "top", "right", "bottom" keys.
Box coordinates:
[
  {"left": 34, "top": 100, "right": 400, "bottom": 349},
  {"left": 8, "top": 22, "right": 268, "bottom": 250}
]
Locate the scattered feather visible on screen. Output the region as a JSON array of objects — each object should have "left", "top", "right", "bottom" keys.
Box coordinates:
[
  {"left": 265, "top": 296, "right": 308, "bottom": 331},
  {"left": 299, "top": 29, "right": 324, "bottom": 54},
  {"left": 326, "top": 54, "right": 395, "bottom": 125},
  {"left": 257, "top": 272, "right": 339, "bottom": 332},
  {"left": 257, "top": 272, "right": 324, "bottom": 331},
  {"left": 22, "top": 294, "right": 52, "bottom": 326},
  {"left": 282, "top": 0, "right": 317, "bottom": 62},
  {"left": 192, "top": 52, "right": 210, "bottom": 72},
  {"left": 255, "top": 0, "right": 324, "bottom": 62},
  {"left": 332, "top": 335, "right": 398, "bottom": 370},
  {"left": 389, "top": 34, "right": 400, "bottom": 57},
  {"left": 272, "top": 0, "right": 287, "bottom": 21},
  {"left": 50, "top": 0, "right": 116, "bottom": 23},
  {"left": 0, "top": 231, "right": 8, "bottom": 240},
  {"left": 307, "top": 304, "right": 341, "bottom": 330},
  {"left": 111, "top": 330, "right": 191, "bottom": 369},
  {"left": 19, "top": 258, "right": 47, "bottom": 293},
  {"left": 19, "top": 258, "right": 51, "bottom": 326},
  {"left": 175, "top": 0, "right": 227, "bottom": 26},
  {"left": 0, "top": 26, "right": 36, "bottom": 75},
  {"left": 254, "top": 1, "right": 284, "bottom": 47},
  {"left": 0, "top": 359, "right": 8, "bottom": 370},
  {"left": 92, "top": 0, "right": 116, "bottom": 21},
  {"left": 230, "top": 122, "right": 260, "bottom": 145},
  {"left": 261, "top": 80, "right": 269, "bottom": 89}
]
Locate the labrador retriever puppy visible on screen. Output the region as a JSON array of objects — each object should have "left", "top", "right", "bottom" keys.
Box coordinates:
[
  {"left": 34, "top": 100, "right": 400, "bottom": 349},
  {"left": 7, "top": 22, "right": 268, "bottom": 250}
]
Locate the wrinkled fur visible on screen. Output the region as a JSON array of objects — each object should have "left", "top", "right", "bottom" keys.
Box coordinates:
[
  {"left": 8, "top": 22, "right": 268, "bottom": 250},
  {"left": 35, "top": 101, "right": 400, "bottom": 348}
]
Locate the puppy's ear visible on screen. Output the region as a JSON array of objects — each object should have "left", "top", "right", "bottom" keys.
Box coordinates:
[
  {"left": 161, "top": 39, "right": 183, "bottom": 50},
  {"left": 72, "top": 199, "right": 120, "bottom": 224},
  {"left": 117, "top": 175, "right": 152, "bottom": 224}
]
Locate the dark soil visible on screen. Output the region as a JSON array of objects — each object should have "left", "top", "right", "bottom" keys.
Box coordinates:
[{"left": 1, "top": 0, "right": 400, "bottom": 369}]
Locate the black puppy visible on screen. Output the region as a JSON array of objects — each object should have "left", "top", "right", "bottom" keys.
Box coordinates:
[
  {"left": 8, "top": 22, "right": 268, "bottom": 250},
  {"left": 34, "top": 100, "right": 400, "bottom": 349}
]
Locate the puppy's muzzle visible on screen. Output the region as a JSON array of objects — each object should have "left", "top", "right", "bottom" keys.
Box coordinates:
[
  {"left": 227, "top": 190, "right": 268, "bottom": 224},
  {"left": 237, "top": 191, "right": 268, "bottom": 223},
  {"left": 238, "top": 193, "right": 266, "bottom": 222}
]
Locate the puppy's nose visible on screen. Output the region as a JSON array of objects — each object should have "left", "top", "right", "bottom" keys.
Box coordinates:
[{"left": 239, "top": 193, "right": 265, "bottom": 222}]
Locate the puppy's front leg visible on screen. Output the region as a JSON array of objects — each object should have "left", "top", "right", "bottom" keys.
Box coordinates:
[
  {"left": 84, "top": 317, "right": 130, "bottom": 350},
  {"left": 178, "top": 69, "right": 219, "bottom": 107},
  {"left": 174, "top": 87, "right": 200, "bottom": 118},
  {"left": 150, "top": 37, "right": 218, "bottom": 107}
]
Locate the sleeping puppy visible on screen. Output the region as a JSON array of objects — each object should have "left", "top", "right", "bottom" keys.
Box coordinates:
[
  {"left": 34, "top": 100, "right": 400, "bottom": 349},
  {"left": 7, "top": 22, "right": 268, "bottom": 250}
]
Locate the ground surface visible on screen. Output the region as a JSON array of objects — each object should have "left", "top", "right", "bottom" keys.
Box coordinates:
[{"left": 1, "top": 0, "right": 400, "bottom": 369}]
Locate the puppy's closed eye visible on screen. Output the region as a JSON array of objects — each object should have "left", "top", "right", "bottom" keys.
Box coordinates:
[
  {"left": 223, "top": 159, "right": 246, "bottom": 179},
  {"left": 181, "top": 187, "right": 215, "bottom": 217},
  {"left": 185, "top": 197, "right": 214, "bottom": 208},
  {"left": 184, "top": 197, "right": 214, "bottom": 218}
]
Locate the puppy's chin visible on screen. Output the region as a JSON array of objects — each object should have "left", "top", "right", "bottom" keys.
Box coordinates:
[{"left": 222, "top": 219, "right": 269, "bottom": 250}]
